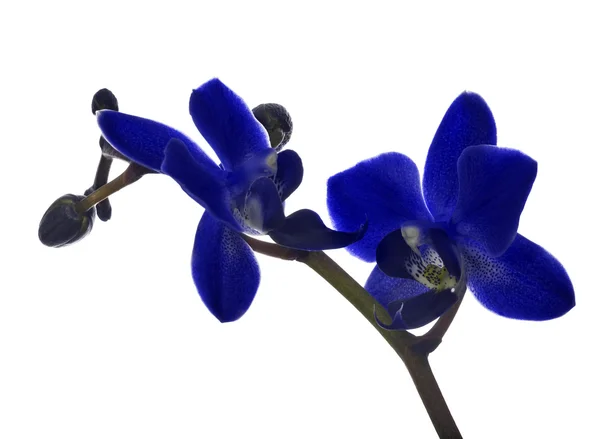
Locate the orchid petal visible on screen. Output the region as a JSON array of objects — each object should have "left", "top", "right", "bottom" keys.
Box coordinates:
[
  {"left": 274, "top": 150, "right": 304, "bottom": 201},
  {"left": 192, "top": 212, "right": 260, "bottom": 322},
  {"left": 97, "top": 110, "right": 211, "bottom": 172},
  {"left": 327, "top": 153, "right": 432, "bottom": 262},
  {"left": 269, "top": 209, "right": 366, "bottom": 250},
  {"left": 376, "top": 289, "right": 458, "bottom": 331},
  {"left": 243, "top": 177, "right": 286, "bottom": 233},
  {"left": 463, "top": 234, "right": 575, "bottom": 320},
  {"left": 160, "top": 138, "right": 240, "bottom": 231},
  {"left": 365, "top": 266, "right": 429, "bottom": 307},
  {"left": 376, "top": 226, "right": 460, "bottom": 282},
  {"left": 189, "top": 78, "right": 271, "bottom": 171},
  {"left": 423, "top": 92, "right": 497, "bottom": 221},
  {"left": 451, "top": 145, "right": 537, "bottom": 257}
]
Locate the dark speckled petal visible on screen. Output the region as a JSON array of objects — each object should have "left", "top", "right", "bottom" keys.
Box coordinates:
[{"left": 463, "top": 234, "right": 575, "bottom": 320}]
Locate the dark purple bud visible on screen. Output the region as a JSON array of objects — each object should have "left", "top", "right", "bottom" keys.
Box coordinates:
[
  {"left": 38, "top": 194, "right": 95, "bottom": 248},
  {"left": 252, "top": 103, "right": 293, "bottom": 151},
  {"left": 92, "top": 88, "right": 118, "bottom": 114}
]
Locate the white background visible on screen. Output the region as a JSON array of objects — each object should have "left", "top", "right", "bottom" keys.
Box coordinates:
[{"left": 1, "top": 1, "right": 598, "bottom": 438}]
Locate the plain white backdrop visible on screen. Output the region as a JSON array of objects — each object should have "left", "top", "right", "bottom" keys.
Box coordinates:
[{"left": 1, "top": 1, "right": 598, "bottom": 438}]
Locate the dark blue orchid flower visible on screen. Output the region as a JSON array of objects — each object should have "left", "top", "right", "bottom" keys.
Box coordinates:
[
  {"left": 96, "top": 78, "right": 364, "bottom": 322},
  {"left": 327, "top": 92, "right": 575, "bottom": 330}
]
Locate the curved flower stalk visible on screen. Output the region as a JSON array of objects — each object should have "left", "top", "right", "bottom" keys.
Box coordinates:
[
  {"left": 96, "top": 78, "right": 365, "bottom": 322},
  {"left": 327, "top": 92, "right": 575, "bottom": 329}
]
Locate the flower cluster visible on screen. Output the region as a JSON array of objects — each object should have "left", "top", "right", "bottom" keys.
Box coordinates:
[
  {"left": 40, "top": 79, "right": 574, "bottom": 329},
  {"left": 96, "top": 79, "right": 364, "bottom": 322}
]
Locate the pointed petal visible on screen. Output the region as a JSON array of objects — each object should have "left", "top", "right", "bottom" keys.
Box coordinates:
[
  {"left": 327, "top": 152, "right": 432, "bottom": 262},
  {"left": 423, "top": 92, "right": 497, "bottom": 221},
  {"left": 161, "top": 138, "right": 241, "bottom": 231},
  {"left": 274, "top": 149, "right": 304, "bottom": 201},
  {"left": 269, "top": 209, "right": 366, "bottom": 250},
  {"left": 376, "top": 289, "right": 458, "bottom": 331},
  {"left": 244, "top": 177, "right": 286, "bottom": 233},
  {"left": 463, "top": 234, "right": 575, "bottom": 320},
  {"left": 365, "top": 266, "right": 429, "bottom": 307},
  {"left": 451, "top": 145, "right": 537, "bottom": 257},
  {"left": 97, "top": 110, "right": 209, "bottom": 172},
  {"left": 192, "top": 212, "right": 260, "bottom": 322},
  {"left": 189, "top": 78, "right": 271, "bottom": 171}
]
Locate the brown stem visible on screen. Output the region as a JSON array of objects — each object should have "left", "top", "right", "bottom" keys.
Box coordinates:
[
  {"left": 76, "top": 162, "right": 151, "bottom": 213},
  {"left": 423, "top": 292, "right": 465, "bottom": 342},
  {"left": 91, "top": 155, "right": 114, "bottom": 220},
  {"left": 402, "top": 351, "right": 462, "bottom": 438}
]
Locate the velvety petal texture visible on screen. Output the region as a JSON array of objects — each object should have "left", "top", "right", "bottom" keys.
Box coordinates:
[
  {"left": 423, "top": 92, "right": 497, "bottom": 222},
  {"left": 190, "top": 78, "right": 271, "bottom": 171},
  {"left": 463, "top": 234, "right": 575, "bottom": 320},
  {"left": 192, "top": 212, "right": 260, "bottom": 323},
  {"left": 97, "top": 110, "right": 212, "bottom": 172},
  {"left": 269, "top": 209, "right": 366, "bottom": 250},
  {"left": 161, "top": 139, "right": 241, "bottom": 231},
  {"left": 451, "top": 145, "right": 537, "bottom": 257},
  {"left": 365, "top": 266, "right": 429, "bottom": 307},
  {"left": 327, "top": 153, "right": 432, "bottom": 262}
]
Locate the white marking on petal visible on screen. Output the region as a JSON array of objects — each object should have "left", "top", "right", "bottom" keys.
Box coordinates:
[
  {"left": 402, "top": 225, "right": 422, "bottom": 256},
  {"left": 404, "top": 245, "right": 458, "bottom": 292}
]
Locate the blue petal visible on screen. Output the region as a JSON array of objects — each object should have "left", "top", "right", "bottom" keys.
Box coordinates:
[
  {"left": 376, "top": 224, "right": 461, "bottom": 279},
  {"left": 274, "top": 149, "right": 304, "bottom": 201},
  {"left": 269, "top": 209, "right": 367, "bottom": 250},
  {"left": 189, "top": 78, "right": 271, "bottom": 171},
  {"left": 376, "top": 229, "right": 418, "bottom": 279},
  {"left": 463, "top": 234, "right": 575, "bottom": 320},
  {"left": 365, "top": 266, "right": 429, "bottom": 307},
  {"left": 192, "top": 212, "right": 260, "bottom": 323},
  {"left": 451, "top": 145, "right": 537, "bottom": 257},
  {"left": 160, "top": 138, "right": 241, "bottom": 231},
  {"left": 327, "top": 153, "right": 432, "bottom": 262},
  {"left": 243, "top": 177, "right": 286, "bottom": 233},
  {"left": 97, "top": 110, "right": 211, "bottom": 172},
  {"left": 376, "top": 289, "right": 458, "bottom": 331},
  {"left": 423, "top": 92, "right": 497, "bottom": 222}
]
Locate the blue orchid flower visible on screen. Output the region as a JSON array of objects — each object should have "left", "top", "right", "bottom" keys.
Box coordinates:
[
  {"left": 327, "top": 92, "right": 575, "bottom": 330},
  {"left": 96, "top": 78, "right": 364, "bottom": 322}
]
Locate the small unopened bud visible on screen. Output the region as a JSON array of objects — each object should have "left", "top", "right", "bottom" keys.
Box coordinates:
[
  {"left": 252, "top": 103, "right": 293, "bottom": 151},
  {"left": 92, "top": 88, "right": 119, "bottom": 114},
  {"left": 38, "top": 194, "right": 96, "bottom": 248}
]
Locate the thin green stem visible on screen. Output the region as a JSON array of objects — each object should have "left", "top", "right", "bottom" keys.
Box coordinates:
[
  {"left": 242, "top": 236, "right": 462, "bottom": 438},
  {"left": 402, "top": 351, "right": 462, "bottom": 438},
  {"left": 298, "top": 250, "right": 415, "bottom": 346}
]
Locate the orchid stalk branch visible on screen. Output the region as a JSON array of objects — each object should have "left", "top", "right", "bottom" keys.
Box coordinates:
[
  {"left": 75, "top": 175, "right": 463, "bottom": 438},
  {"left": 76, "top": 162, "right": 151, "bottom": 213},
  {"left": 242, "top": 235, "right": 464, "bottom": 439}
]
